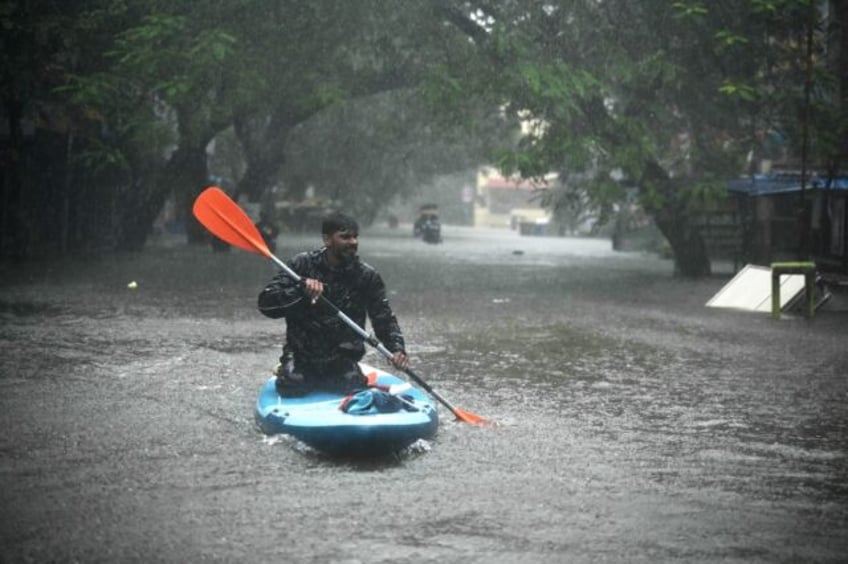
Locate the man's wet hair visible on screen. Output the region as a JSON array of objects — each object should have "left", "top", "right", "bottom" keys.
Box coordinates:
[{"left": 322, "top": 211, "right": 359, "bottom": 235}]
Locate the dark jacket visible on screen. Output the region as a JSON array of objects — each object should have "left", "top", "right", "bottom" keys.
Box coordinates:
[{"left": 257, "top": 249, "right": 405, "bottom": 366}]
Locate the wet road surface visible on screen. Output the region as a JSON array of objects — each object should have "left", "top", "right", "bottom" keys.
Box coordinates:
[{"left": 1, "top": 225, "right": 847, "bottom": 563}]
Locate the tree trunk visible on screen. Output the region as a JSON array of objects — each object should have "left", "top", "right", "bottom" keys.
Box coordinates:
[
  {"left": 115, "top": 162, "right": 170, "bottom": 252},
  {"left": 165, "top": 103, "right": 225, "bottom": 245},
  {"left": 642, "top": 161, "right": 712, "bottom": 277},
  {"left": 1, "top": 96, "right": 27, "bottom": 260},
  {"left": 116, "top": 183, "right": 163, "bottom": 251},
  {"left": 165, "top": 145, "right": 210, "bottom": 244},
  {"left": 832, "top": 0, "right": 848, "bottom": 171},
  {"left": 232, "top": 112, "right": 291, "bottom": 203},
  {"left": 653, "top": 213, "right": 712, "bottom": 277},
  {"left": 232, "top": 104, "right": 326, "bottom": 203}
]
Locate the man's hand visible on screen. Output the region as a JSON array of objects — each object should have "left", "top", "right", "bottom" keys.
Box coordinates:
[
  {"left": 303, "top": 278, "right": 324, "bottom": 304},
  {"left": 390, "top": 350, "right": 409, "bottom": 370}
]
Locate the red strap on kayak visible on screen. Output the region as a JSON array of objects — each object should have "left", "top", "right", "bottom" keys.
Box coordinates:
[{"left": 339, "top": 393, "right": 355, "bottom": 411}]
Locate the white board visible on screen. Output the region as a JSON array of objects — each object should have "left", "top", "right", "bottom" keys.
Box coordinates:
[{"left": 706, "top": 264, "right": 806, "bottom": 313}]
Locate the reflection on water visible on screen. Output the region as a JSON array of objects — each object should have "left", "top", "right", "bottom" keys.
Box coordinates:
[{"left": 1, "top": 225, "right": 847, "bottom": 562}]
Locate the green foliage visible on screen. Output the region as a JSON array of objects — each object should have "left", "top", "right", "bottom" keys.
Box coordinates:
[
  {"left": 715, "top": 30, "right": 750, "bottom": 50},
  {"left": 718, "top": 81, "right": 758, "bottom": 101},
  {"left": 74, "top": 139, "right": 131, "bottom": 175},
  {"left": 4, "top": 0, "right": 845, "bottom": 263},
  {"left": 433, "top": 0, "right": 843, "bottom": 275},
  {"left": 671, "top": 1, "right": 708, "bottom": 18},
  {"left": 108, "top": 13, "right": 237, "bottom": 115}
]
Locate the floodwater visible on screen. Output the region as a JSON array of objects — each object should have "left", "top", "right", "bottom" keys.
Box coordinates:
[{"left": 1, "top": 224, "right": 847, "bottom": 563}]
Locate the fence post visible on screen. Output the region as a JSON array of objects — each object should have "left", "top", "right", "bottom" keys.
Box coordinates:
[{"left": 770, "top": 261, "right": 816, "bottom": 319}]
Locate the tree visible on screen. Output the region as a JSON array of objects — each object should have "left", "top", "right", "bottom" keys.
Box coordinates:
[
  {"left": 74, "top": 0, "right": 488, "bottom": 244},
  {"left": 228, "top": 0, "right": 492, "bottom": 205},
  {"left": 82, "top": 8, "right": 240, "bottom": 247},
  {"left": 436, "top": 0, "right": 845, "bottom": 276},
  {"left": 1, "top": 0, "right": 161, "bottom": 256},
  {"left": 7, "top": 1, "right": 482, "bottom": 254},
  {"left": 7, "top": 0, "right": 841, "bottom": 264},
  {"left": 281, "top": 89, "right": 510, "bottom": 225}
]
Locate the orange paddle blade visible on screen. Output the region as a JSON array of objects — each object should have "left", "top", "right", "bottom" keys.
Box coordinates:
[
  {"left": 401, "top": 367, "right": 491, "bottom": 425},
  {"left": 452, "top": 408, "right": 490, "bottom": 425},
  {"left": 192, "top": 186, "right": 271, "bottom": 257}
]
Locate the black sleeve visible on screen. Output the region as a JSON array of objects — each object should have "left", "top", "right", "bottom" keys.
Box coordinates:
[
  {"left": 257, "top": 258, "right": 307, "bottom": 319},
  {"left": 365, "top": 270, "right": 406, "bottom": 354}
]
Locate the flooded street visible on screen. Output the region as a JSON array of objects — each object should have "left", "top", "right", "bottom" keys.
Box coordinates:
[{"left": 2, "top": 225, "right": 847, "bottom": 563}]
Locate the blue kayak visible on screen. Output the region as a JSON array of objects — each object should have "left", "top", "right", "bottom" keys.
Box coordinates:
[{"left": 255, "top": 363, "right": 439, "bottom": 457}]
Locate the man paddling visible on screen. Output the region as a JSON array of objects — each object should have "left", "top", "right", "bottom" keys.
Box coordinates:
[{"left": 258, "top": 211, "right": 409, "bottom": 396}]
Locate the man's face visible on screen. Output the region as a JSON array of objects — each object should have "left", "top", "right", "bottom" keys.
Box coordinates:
[{"left": 323, "top": 228, "right": 359, "bottom": 265}]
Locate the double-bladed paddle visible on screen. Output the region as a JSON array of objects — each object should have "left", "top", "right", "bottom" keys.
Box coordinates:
[{"left": 192, "top": 186, "right": 488, "bottom": 425}]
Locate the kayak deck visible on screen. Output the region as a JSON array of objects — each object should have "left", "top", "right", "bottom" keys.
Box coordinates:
[{"left": 254, "top": 364, "right": 439, "bottom": 456}]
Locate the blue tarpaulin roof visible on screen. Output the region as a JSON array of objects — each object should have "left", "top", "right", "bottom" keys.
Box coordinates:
[{"left": 728, "top": 174, "right": 848, "bottom": 196}]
